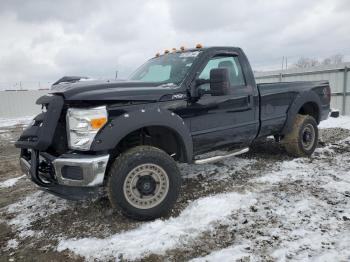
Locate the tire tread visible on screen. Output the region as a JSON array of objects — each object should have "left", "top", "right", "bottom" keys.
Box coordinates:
[
  {"left": 282, "top": 114, "right": 318, "bottom": 157},
  {"left": 107, "top": 146, "right": 181, "bottom": 220}
]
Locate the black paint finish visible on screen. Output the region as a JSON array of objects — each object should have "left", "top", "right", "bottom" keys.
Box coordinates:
[{"left": 16, "top": 46, "right": 331, "bottom": 164}]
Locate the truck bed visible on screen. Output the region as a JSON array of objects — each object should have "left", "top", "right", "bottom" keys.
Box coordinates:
[{"left": 257, "top": 81, "right": 330, "bottom": 138}]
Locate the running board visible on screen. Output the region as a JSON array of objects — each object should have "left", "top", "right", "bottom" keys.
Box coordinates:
[{"left": 194, "top": 148, "right": 249, "bottom": 164}]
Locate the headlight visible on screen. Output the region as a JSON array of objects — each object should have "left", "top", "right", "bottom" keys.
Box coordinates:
[{"left": 66, "top": 106, "right": 108, "bottom": 151}]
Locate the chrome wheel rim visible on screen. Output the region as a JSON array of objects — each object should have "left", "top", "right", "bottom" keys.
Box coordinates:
[
  {"left": 123, "top": 163, "right": 169, "bottom": 209},
  {"left": 301, "top": 123, "right": 315, "bottom": 151}
]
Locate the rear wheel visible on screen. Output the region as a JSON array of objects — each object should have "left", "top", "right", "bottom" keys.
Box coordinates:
[
  {"left": 282, "top": 114, "right": 318, "bottom": 157},
  {"left": 107, "top": 146, "right": 181, "bottom": 220}
]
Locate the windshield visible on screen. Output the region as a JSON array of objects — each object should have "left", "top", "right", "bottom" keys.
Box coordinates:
[{"left": 129, "top": 51, "right": 201, "bottom": 84}]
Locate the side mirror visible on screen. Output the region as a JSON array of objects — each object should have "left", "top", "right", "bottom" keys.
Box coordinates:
[{"left": 210, "top": 68, "right": 230, "bottom": 96}]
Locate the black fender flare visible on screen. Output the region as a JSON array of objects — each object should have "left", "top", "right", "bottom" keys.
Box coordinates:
[
  {"left": 281, "top": 91, "right": 322, "bottom": 135},
  {"left": 91, "top": 105, "right": 193, "bottom": 162}
]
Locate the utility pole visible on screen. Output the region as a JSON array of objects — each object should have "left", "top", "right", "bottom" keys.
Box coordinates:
[{"left": 281, "top": 56, "right": 285, "bottom": 71}]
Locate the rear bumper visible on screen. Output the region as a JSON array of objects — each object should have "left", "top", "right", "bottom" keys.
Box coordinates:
[
  {"left": 330, "top": 109, "right": 340, "bottom": 118},
  {"left": 20, "top": 150, "right": 109, "bottom": 200}
]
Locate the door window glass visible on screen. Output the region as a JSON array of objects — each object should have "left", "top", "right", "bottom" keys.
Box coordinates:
[{"left": 199, "top": 56, "right": 246, "bottom": 87}]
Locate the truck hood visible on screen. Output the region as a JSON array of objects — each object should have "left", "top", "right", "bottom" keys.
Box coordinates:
[{"left": 50, "top": 80, "right": 181, "bottom": 101}]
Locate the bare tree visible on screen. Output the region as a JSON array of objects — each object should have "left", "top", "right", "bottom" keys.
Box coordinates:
[
  {"left": 322, "top": 58, "right": 332, "bottom": 66},
  {"left": 325, "top": 54, "right": 343, "bottom": 65},
  {"left": 295, "top": 57, "right": 319, "bottom": 68},
  {"left": 295, "top": 54, "right": 344, "bottom": 68},
  {"left": 322, "top": 54, "right": 344, "bottom": 65}
]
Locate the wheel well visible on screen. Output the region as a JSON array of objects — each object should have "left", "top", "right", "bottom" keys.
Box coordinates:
[
  {"left": 112, "top": 126, "right": 187, "bottom": 162},
  {"left": 298, "top": 102, "right": 320, "bottom": 123}
]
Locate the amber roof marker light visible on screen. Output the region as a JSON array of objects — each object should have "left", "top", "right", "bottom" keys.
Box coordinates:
[
  {"left": 164, "top": 49, "right": 170, "bottom": 54},
  {"left": 155, "top": 52, "right": 160, "bottom": 57},
  {"left": 180, "top": 46, "right": 185, "bottom": 51},
  {"left": 196, "top": 43, "right": 203, "bottom": 49}
]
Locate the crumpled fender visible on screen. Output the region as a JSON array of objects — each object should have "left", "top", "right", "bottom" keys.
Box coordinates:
[
  {"left": 91, "top": 104, "right": 193, "bottom": 162},
  {"left": 281, "top": 90, "right": 322, "bottom": 134}
]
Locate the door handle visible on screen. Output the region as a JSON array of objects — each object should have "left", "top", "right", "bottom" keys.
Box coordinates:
[{"left": 247, "top": 95, "right": 253, "bottom": 107}]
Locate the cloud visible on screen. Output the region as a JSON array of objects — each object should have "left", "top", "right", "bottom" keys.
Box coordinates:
[
  {"left": 0, "top": 0, "right": 349, "bottom": 89},
  {"left": 0, "top": 0, "right": 100, "bottom": 23},
  {"left": 167, "top": 0, "right": 350, "bottom": 68}
]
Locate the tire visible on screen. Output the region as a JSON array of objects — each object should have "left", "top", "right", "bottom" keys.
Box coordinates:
[
  {"left": 107, "top": 145, "right": 181, "bottom": 220},
  {"left": 282, "top": 114, "right": 318, "bottom": 157}
]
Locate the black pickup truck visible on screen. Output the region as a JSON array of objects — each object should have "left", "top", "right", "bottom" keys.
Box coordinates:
[{"left": 16, "top": 46, "right": 331, "bottom": 220}]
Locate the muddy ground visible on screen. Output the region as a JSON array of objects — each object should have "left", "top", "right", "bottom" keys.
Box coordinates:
[{"left": 0, "top": 124, "right": 349, "bottom": 261}]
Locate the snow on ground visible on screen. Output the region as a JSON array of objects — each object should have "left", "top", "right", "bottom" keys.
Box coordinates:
[
  {"left": 195, "top": 138, "right": 350, "bottom": 261},
  {"left": 5, "top": 239, "right": 19, "bottom": 250},
  {"left": 0, "top": 116, "right": 33, "bottom": 128},
  {"left": 0, "top": 191, "right": 70, "bottom": 239},
  {"left": 57, "top": 192, "right": 256, "bottom": 261},
  {"left": 190, "top": 243, "right": 253, "bottom": 262},
  {"left": 319, "top": 115, "right": 350, "bottom": 129},
  {"left": 0, "top": 175, "right": 25, "bottom": 188},
  {"left": 57, "top": 135, "right": 350, "bottom": 261}
]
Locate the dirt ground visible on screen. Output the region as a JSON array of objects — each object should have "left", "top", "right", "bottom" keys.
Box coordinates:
[{"left": 0, "top": 123, "right": 349, "bottom": 262}]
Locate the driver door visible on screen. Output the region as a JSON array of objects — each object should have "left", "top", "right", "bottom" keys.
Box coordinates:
[{"left": 188, "top": 54, "right": 258, "bottom": 154}]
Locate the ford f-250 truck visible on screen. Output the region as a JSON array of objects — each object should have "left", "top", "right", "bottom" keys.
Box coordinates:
[{"left": 16, "top": 46, "right": 332, "bottom": 220}]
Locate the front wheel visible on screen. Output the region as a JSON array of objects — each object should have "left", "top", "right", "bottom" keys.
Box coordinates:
[
  {"left": 107, "top": 146, "right": 181, "bottom": 220},
  {"left": 282, "top": 114, "right": 318, "bottom": 157}
]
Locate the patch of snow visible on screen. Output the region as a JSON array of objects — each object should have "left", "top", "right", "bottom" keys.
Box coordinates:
[
  {"left": 253, "top": 158, "right": 307, "bottom": 184},
  {"left": 311, "top": 233, "right": 350, "bottom": 262},
  {"left": 271, "top": 224, "right": 350, "bottom": 261},
  {"left": 190, "top": 243, "right": 253, "bottom": 262},
  {"left": 255, "top": 139, "right": 350, "bottom": 187},
  {"left": 0, "top": 130, "right": 12, "bottom": 139},
  {"left": 0, "top": 116, "right": 33, "bottom": 128},
  {"left": 18, "top": 229, "right": 40, "bottom": 239},
  {"left": 0, "top": 175, "right": 25, "bottom": 189},
  {"left": 57, "top": 192, "right": 256, "bottom": 261},
  {"left": 1, "top": 191, "right": 69, "bottom": 238},
  {"left": 319, "top": 115, "right": 350, "bottom": 130},
  {"left": 322, "top": 177, "right": 350, "bottom": 193},
  {"left": 244, "top": 140, "right": 350, "bottom": 261},
  {"left": 5, "top": 239, "right": 19, "bottom": 250}
]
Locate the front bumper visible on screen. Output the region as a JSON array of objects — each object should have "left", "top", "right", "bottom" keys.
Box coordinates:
[
  {"left": 53, "top": 154, "right": 109, "bottom": 187},
  {"left": 20, "top": 149, "right": 109, "bottom": 200}
]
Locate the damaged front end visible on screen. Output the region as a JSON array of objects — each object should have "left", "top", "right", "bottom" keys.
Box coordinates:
[{"left": 15, "top": 95, "right": 109, "bottom": 200}]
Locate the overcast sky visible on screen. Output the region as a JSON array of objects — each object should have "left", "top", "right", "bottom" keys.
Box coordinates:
[{"left": 0, "top": 0, "right": 349, "bottom": 88}]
